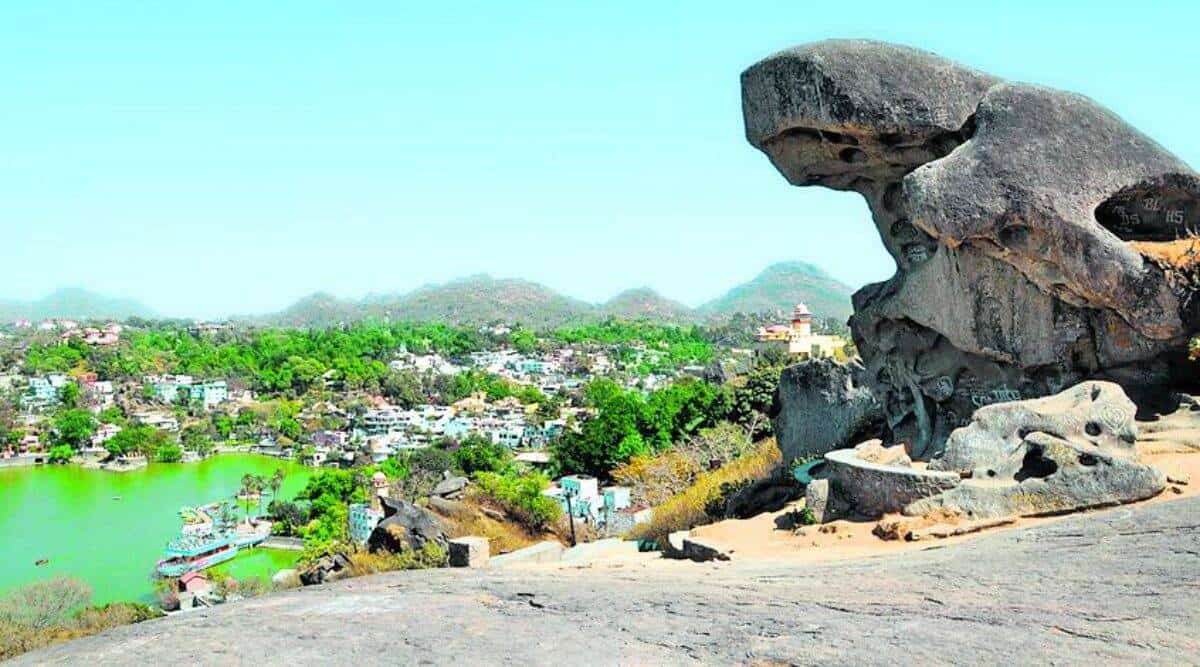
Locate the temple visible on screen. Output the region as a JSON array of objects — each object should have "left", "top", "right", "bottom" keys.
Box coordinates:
[{"left": 754, "top": 303, "right": 845, "bottom": 359}]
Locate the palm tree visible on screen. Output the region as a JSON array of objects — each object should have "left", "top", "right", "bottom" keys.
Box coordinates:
[
  {"left": 269, "top": 468, "right": 285, "bottom": 502},
  {"left": 238, "top": 473, "right": 257, "bottom": 524}
]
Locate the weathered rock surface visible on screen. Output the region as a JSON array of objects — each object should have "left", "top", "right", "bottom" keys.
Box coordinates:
[
  {"left": 366, "top": 497, "right": 447, "bottom": 554},
  {"left": 930, "top": 380, "right": 1139, "bottom": 472},
  {"left": 904, "top": 381, "right": 1166, "bottom": 518},
  {"left": 448, "top": 536, "right": 489, "bottom": 568},
  {"left": 744, "top": 40, "right": 1200, "bottom": 459},
  {"left": 431, "top": 476, "right": 469, "bottom": 499},
  {"left": 489, "top": 541, "right": 564, "bottom": 568},
  {"left": 297, "top": 553, "right": 352, "bottom": 586},
  {"left": 772, "top": 357, "right": 884, "bottom": 462},
  {"left": 909, "top": 431, "right": 1165, "bottom": 519},
  {"left": 22, "top": 498, "right": 1200, "bottom": 665},
  {"left": 823, "top": 441, "right": 961, "bottom": 518}
]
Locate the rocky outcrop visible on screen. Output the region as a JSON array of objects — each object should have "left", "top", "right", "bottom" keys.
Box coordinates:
[
  {"left": 907, "top": 431, "right": 1165, "bottom": 519},
  {"left": 772, "top": 358, "right": 884, "bottom": 462},
  {"left": 367, "top": 497, "right": 447, "bottom": 554},
  {"left": 822, "top": 441, "right": 961, "bottom": 517},
  {"left": 930, "top": 380, "right": 1138, "bottom": 472},
  {"left": 743, "top": 40, "right": 1200, "bottom": 459}
]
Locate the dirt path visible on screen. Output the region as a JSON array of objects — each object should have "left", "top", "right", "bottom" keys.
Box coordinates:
[{"left": 18, "top": 495, "right": 1200, "bottom": 666}]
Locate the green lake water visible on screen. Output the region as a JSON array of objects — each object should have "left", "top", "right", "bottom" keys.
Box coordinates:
[{"left": 0, "top": 455, "right": 312, "bottom": 605}]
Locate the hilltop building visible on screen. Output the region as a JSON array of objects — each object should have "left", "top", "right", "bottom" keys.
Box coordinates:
[{"left": 754, "top": 303, "right": 845, "bottom": 359}]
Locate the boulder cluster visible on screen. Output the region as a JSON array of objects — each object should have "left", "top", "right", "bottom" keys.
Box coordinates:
[{"left": 744, "top": 40, "right": 1198, "bottom": 521}]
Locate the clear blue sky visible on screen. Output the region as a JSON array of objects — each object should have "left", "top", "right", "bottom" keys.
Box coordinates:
[{"left": 3, "top": 1, "right": 1198, "bottom": 318}]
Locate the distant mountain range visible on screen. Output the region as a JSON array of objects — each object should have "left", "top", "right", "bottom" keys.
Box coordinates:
[
  {"left": 0, "top": 288, "right": 155, "bottom": 322},
  {"left": 257, "top": 262, "right": 854, "bottom": 328},
  {"left": 5, "top": 262, "right": 855, "bottom": 328}
]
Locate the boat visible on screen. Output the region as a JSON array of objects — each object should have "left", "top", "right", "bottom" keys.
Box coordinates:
[
  {"left": 34, "top": 558, "right": 48, "bottom": 566},
  {"left": 156, "top": 532, "right": 239, "bottom": 577}
]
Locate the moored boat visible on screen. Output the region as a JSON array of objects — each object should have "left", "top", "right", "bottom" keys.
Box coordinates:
[{"left": 156, "top": 532, "right": 239, "bottom": 577}]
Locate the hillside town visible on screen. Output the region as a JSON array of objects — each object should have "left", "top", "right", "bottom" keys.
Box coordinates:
[{"left": 0, "top": 309, "right": 845, "bottom": 475}]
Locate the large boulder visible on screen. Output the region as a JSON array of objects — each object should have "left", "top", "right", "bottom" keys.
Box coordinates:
[
  {"left": 743, "top": 40, "right": 1199, "bottom": 459},
  {"left": 822, "top": 441, "right": 961, "bottom": 518},
  {"left": 930, "top": 381, "right": 1138, "bottom": 472},
  {"left": 367, "top": 497, "right": 447, "bottom": 555},
  {"left": 908, "top": 431, "right": 1165, "bottom": 519},
  {"left": 772, "top": 358, "right": 884, "bottom": 463}
]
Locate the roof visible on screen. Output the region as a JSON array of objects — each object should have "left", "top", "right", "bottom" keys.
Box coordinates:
[{"left": 180, "top": 571, "right": 208, "bottom": 584}]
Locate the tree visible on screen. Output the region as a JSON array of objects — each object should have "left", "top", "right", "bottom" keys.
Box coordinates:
[
  {"left": 51, "top": 409, "right": 97, "bottom": 451},
  {"left": 47, "top": 445, "right": 75, "bottom": 463},
  {"left": 452, "top": 434, "right": 513, "bottom": 475},
  {"left": 551, "top": 379, "right": 647, "bottom": 477},
  {"left": 58, "top": 382, "right": 81, "bottom": 409},
  {"left": 380, "top": 369, "right": 423, "bottom": 408},
  {"left": 268, "top": 468, "right": 285, "bottom": 500},
  {"left": 181, "top": 425, "right": 214, "bottom": 457},
  {"left": 156, "top": 444, "right": 184, "bottom": 463}
]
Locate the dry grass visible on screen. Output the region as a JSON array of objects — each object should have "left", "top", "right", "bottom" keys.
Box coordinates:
[
  {"left": 442, "top": 511, "right": 544, "bottom": 554},
  {"left": 611, "top": 450, "right": 702, "bottom": 507},
  {"left": 1, "top": 598, "right": 162, "bottom": 661},
  {"left": 628, "top": 438, "right": 782, "bottom": 544},
  {"left": 343, "top": 542, "right": 448, "bottom": 577}
]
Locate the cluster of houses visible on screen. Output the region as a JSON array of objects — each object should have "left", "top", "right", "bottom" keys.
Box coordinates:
[{"left": 145, "top": 375, "right": 229, "bottom": 409}]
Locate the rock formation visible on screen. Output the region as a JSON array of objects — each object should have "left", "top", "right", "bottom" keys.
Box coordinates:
[
  {"left": 809, "top": 382, "right": 1166, "bottom": 520},
  {"left": 772, "top": 358, "right": 884, "bottom": 462},
  {"left": 742, "top": 40, "right": 1200, "bottom": 459},
  {"left": 366, "top": 496, "right": 447, "bottom": 554}
]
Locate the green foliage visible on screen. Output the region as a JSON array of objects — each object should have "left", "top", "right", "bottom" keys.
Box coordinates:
[
  {"left": 442, "top": 370, "right": 547, "bottom": 404},
  {"left": 294, "top": 469, "right": 365, "bottom": 551},
  {"left": 729, "top": 363, "right": 782, "bottom": 440},
  {"left": 51, "top": 409, "right": 96, "bottom": 450},
  {"left": 551, "top": 378, "right": 730, "bottom": 477},
  {"left": 452, "top": 434, "right": 513, "bottom": 475},
  {"left": 104, "top": 425, "right": 168, "bottom": 458},
  {"left": 29, "top": 322, "right": 485, "bottom": 399},
  {"left": 96, "top": 406, "right": 125, "bottom": 426},
  {"left": 549, "top": 320, "right": 714, "bottom": 370},
  {"left": 155, "top": 444, "right": 183, "bottom": 463},
  {"left": 47, "top": 445, "right": 75, "bottom": 463},
  {"left": 380, "top": 368, "right": 424, "bottom": 407},
  {"left": 23, "top": 341, "right": 87, "bottom": 374},
  {"left": 181, "top": 425, "right": 214, "bottom": 456},
  {"left": 58, "top": 382, "right": 81, "bottom": 409},
  {"left": 472, "top": 471, "right": 561, "bottom": 532}
]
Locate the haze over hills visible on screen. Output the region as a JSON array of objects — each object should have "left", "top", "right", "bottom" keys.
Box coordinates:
[
  {"left": 6, "top": 262, "right": 856, "bottom": 328},
  {"left": 0, "top": 288, "right": 155, "bottom": 322},
  {"left": 259, "top": 262, "right": 855, "bottom": 328}
]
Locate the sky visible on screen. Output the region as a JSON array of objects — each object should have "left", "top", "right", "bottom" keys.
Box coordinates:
[{"left": 2, "top": 1, "right": 1199, "bottom": 319}]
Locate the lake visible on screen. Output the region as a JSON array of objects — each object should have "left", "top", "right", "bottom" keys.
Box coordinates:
[{"left": 0, "top": 454, "right": 312, "bottom": 605}]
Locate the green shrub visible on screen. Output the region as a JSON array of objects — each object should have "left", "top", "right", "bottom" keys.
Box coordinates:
[{"left": 471, "top": 471, "right": 562, "bottom": 532}]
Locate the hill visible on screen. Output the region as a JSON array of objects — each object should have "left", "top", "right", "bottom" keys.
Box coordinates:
[
  {"left": 255, "top": 261, "right": 857, "bottom": 328},
  {"left": 266, "top": 292, "right": 365, "bottom": 328},
  {"left": 599, "top": 288, "right": 698, "bottom": 322},
  {"left": 363, "top": 275, "right": 595, "bottom": 329},
  {"left": 698, "top": 262, "right": 854, "bottom": 322},
  {"left": 0, "top": 288, "right": 155, "bottom": 321}
]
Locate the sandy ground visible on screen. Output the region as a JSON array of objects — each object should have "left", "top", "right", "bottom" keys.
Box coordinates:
[
  {"left": 693, "top": 448, "right": 1200, "bottom": 563},
  {"left": 545, "top": 448, "right": 1200, "bottom": 572}
]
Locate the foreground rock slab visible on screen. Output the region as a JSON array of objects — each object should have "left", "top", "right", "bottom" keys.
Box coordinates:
[{"left": 20, "top": 498, "right": 1200, "bottom": 665}]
